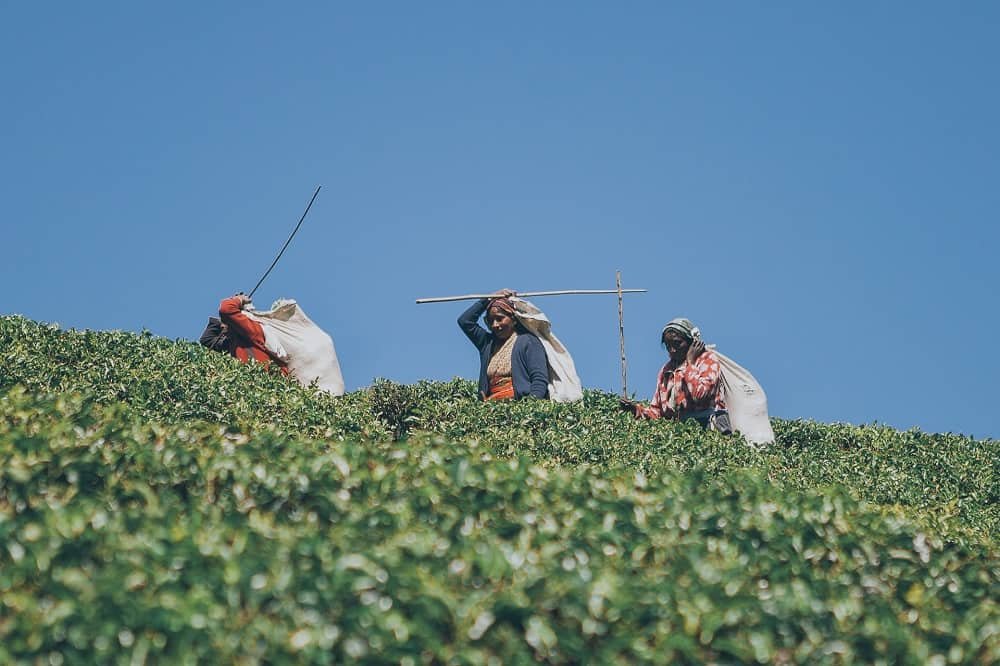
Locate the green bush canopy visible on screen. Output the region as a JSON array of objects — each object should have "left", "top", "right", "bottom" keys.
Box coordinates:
[{"left": 1, "top": 315, "right": 998, "bottom": 664}]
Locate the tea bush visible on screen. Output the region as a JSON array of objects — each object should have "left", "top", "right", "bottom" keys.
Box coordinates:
[
  {"left": 0, "top": 316, "right": 381, "bottom": 439},
  {"left": 1, "top": 315, "right": 998, "bottom": 663},
  {"left": 2, "top": 389, "right": 998, "bottom": 664}
]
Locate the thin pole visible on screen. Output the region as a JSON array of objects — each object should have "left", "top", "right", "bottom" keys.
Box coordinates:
[
  {"left": 415, "top": 289, "right": 646, "bottom": 304},
  {"left": 249, "top": 185, "right": 322, "bottom": 299},
  {"left": 617, "top": 270, "right": 628, "bottom": 397}
]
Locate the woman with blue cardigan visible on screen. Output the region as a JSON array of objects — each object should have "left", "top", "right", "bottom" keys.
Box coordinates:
[{"left": 457, "top": 289, "right": 550, "bottom": 401}]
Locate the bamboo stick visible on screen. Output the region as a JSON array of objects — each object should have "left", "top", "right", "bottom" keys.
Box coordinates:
[
  {"left": 617, "top": 271, "right": 628, "bottom": 397},
  {"left": 415, "top": 289, "right": 647, "bottom": 304}
]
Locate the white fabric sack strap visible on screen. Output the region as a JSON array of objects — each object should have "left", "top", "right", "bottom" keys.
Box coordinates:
[
  {"left": 707, "top": 345, "right": 775, "bottom": 446},
  {"left": 239, "top": 303, "right": 288, "bottom": 361},
  {"left": 258, "top": 322, "right": 289, "bottom": 361},
  {"left": 510, "top": 297, "right": 583, "bottom": 403},
  {"left": 246, "top": 299, "right": 345, "bottom": 396}
]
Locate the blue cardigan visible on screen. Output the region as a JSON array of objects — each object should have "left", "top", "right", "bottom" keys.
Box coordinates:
[{"left": 458, "top": 299, "right": 549, "bottom": 400}]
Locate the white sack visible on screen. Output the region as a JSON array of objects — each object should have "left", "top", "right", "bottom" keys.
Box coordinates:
[
  {"left": 247, "top": 299, "right": 345, "bottom": 396},
  {"left": 712, "top": 349, "right": 774, "bottom": 446},
  {"left": 258, "top": 323, "right": 289, "bottom": 362},
  {"left": 511, "top": 297, "right": 583, "bottom": 402}
]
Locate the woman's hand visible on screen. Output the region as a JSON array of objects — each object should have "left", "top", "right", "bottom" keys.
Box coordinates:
[
  {"left": 686, "top": 339, "right": 705, "bottom": 364},
  {"left": 230, "top": 293, "right": 250, "bottom": 307},
  {"left": 619, "top": 398, "right": 638, "bottom": 415}
]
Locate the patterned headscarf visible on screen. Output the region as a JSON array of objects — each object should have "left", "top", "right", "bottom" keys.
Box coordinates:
[
  {"left": 660, "top": 317, "right": 698, "bottom": 343},
  {"left": 487, "top": 297, "right": 516, "bottom": 320}
]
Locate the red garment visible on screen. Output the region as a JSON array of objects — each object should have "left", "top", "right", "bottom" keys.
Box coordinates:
[
  {"left": 485, "top": 376, "right": 516, "bottom": 401},
  {"left": 218, "top": 296, "right": 286, "bottom": 372},
  {"left": 637, "top": 349, "right": 726, "bottom": 419}
]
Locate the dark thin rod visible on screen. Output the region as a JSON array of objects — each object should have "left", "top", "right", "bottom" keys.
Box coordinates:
[{"left": 249, "top": 185, "right": 322, "bottom": 298}]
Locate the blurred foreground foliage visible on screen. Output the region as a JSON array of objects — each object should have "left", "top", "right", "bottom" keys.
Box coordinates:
[{"left": 1, "top": 315, "right": 998, "bottom": 664}]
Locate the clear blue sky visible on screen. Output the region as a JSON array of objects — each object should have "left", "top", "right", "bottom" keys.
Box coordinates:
[{"left": 3, "top": 3, "right": 998, "bottom": 438}]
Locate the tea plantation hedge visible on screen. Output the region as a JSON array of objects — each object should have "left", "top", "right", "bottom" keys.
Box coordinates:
[
  {"left": 1, "top": 315, "right": 998, "bottom": 663},
  {"left": 2, "top": 316, "right": 996, "bottom": 544}
]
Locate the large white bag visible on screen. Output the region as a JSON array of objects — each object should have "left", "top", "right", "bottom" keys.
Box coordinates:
[
  {"left": 713, "top": 350, "right": 774, "bottom": 446},
  {"left": 511, "top": 298, "right": 583, "bottom": 403},
  {"left": 247, "top": 299, "right": 345, "bottom": 397}
]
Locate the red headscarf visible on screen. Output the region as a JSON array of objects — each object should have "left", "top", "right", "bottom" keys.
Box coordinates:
[{"left": 487, "top": 297, "right": 516, "bottom": 320}]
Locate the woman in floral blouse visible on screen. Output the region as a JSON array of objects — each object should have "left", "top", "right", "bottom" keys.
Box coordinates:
[{"left": 620, "top": 318, "right": 731, "bottom": 433}]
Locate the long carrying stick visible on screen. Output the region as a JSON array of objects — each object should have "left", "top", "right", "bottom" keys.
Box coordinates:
[
  {"left": 617, "top": 271, "right": 628, "bottom": 397},
  {"left": 415, "top": 289, "right": 646, "bottom": 304},
  {"left": 248, "top": 185, "right": 322, "bottom": 299}
]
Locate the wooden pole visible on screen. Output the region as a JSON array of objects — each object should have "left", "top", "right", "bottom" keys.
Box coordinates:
[
  {"left": 617, "top": 271, "right": 628, "bottom": 397},
  {"left": 415, "top": 289, "right": 646, "bottom": 304}
]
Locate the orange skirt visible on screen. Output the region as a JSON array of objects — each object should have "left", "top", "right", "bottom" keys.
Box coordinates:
[{"left": 486, "top": 376, "right": 515, "bottom": 401}]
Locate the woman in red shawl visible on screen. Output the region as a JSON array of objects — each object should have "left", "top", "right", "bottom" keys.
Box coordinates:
[{"left": 214, "top": 293, "right": 288, "bottom": 373}]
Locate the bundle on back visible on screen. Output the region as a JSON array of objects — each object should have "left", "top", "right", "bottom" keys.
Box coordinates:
[
  {"left": 510, "top": 297, "right": 583, "bottom": 403},
  {"left": 248, "top": 299, "right": 345, "bottom": 396}
]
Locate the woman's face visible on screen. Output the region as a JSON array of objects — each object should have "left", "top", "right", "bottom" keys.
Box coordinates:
[
  {"left": 662, "top": 331, "right": 690, "bottom": 363},
  {"left": 488, "top": 311, "right": 516, "bottom": 341}
]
